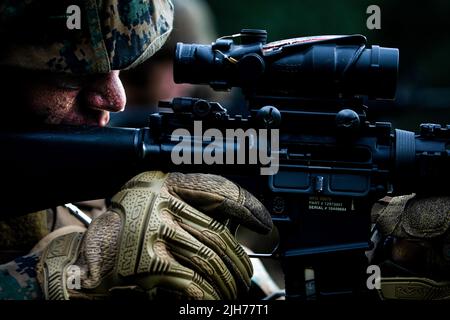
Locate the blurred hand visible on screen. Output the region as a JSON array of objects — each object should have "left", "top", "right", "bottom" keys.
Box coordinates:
[{"left": 371, "top": 194, "right": 450, "bottom": 300}]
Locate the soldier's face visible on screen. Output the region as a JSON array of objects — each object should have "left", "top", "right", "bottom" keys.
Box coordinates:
[{"left": 4, "top": 69, "right": 126, "bottom": 126}]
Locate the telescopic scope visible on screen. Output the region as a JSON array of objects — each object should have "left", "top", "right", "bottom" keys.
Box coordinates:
[{"left": 174, "top": 29, "right": 399, "bottom": 99}]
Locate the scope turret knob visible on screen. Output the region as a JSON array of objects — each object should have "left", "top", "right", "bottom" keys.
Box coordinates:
[
  {"left": 256, "top": 106, "right": 281, "bottom": 128},
  {"left": 336, "top": 109, "right": 360, "bottom": 130},
  {"left": 237, "top": 53, "right": 265, "bottom": 85},
  {"left": 193, "top": 99, "right": 211, "bottom": 118},
  {"left": 240, "top": 29, "right": 268, "bottom": 44}
]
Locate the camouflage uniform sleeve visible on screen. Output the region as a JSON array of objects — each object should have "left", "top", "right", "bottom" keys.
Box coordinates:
[{"left": 0, "top": 253, "right": 43, "bottom": 300}]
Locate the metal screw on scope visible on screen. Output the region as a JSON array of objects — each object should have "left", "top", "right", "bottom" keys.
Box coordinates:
[
  {"left": 256, "top": 106, "right": 281, "bottom": 128},
  {"left": 336, "top": 109, "right": 360, "bottom": 130}
]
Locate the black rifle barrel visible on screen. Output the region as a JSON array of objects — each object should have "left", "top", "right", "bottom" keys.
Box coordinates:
[
  {"left": 1, "top": 126, "right": 146, "bottom": 214},
  {"left": 0, "top": 125, "right": 260, "bottom": 215},
  {"left": 0, "top": 124, "right": 449, "bottom": 215}
]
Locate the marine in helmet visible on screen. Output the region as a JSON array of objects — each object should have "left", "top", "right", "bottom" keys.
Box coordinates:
[{"left": 0, "top": 0, "right": 272, "bottom": 300}]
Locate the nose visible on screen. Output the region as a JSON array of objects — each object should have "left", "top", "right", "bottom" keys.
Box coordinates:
[{"left": 82, "top": 71, "right": 127, "bottom": 113}]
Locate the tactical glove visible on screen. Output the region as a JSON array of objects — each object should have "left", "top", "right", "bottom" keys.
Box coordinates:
[
  {"left": 37, "top": 171, "right": 272, "bottom": 300},
  {"left": 371, "top": 194, "right": 450, "bottom": 299}
]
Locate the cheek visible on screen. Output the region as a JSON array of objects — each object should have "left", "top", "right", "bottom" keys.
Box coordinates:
[
  {"left": 146, "top": 64, "right": 191, "bottom": 101},
  {"left": 26, "top": 85, "right": 79, "bottom": 124}
]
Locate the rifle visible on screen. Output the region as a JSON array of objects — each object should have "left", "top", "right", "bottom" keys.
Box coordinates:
[{"left": 2, "top": 29, "right": 449, "bottom": 300}]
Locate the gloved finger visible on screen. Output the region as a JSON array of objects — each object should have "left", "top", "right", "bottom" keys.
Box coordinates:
[
  {"left": 30, "top": 225, "right": 86, "bottom": 254},
  {"left": 117, "top": 171, "right": 253, "bottom": 294},
  {"left": 156, "top": 213, "right": 238, "bottom": 299},
  {"left": 109, "top": 187, "right": 223, "bottom": 300},
  {"left": 372, "top": 194, "right": 450, "bottom": 238},
  {"left": 164, "top": 172, "right": 273, "bottom": 234},
  {"left": 134, "top": 260, "right": 221, "bottom": 300},
  {"left": 166, "top": 194, "right": 253, "bottom": 294}
]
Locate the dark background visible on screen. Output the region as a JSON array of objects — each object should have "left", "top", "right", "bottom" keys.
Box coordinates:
[{"left": 205, "top": 0, "right": 450, "bottom": 130}]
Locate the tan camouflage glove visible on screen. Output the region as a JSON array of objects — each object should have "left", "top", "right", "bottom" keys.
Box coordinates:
[
  {"left": 371, "top": 194, "right": 450, "bottom": 300},
  {"left": 37, "top": 171, "right": 272, "bottom": 300}
]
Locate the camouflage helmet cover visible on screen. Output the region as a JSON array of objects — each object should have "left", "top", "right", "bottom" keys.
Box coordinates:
[{"left": 0, "top": 0, "right": 174, "bottom": 74}]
